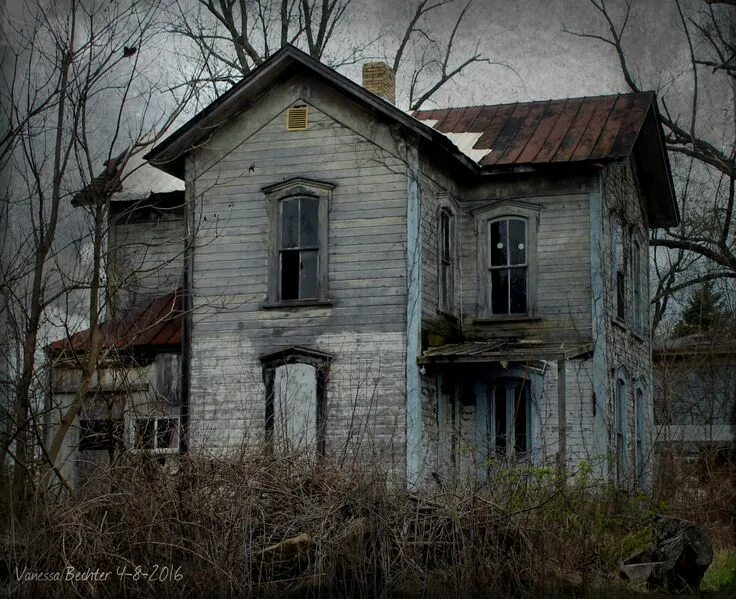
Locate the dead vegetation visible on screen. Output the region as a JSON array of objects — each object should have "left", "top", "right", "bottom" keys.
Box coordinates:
[{"left": 0, "top": 451, "right": 680, "bottom": 598}]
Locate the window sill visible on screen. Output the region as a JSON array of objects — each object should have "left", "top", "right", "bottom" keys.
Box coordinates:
[
  {"left": 474, "top": 315, "right": 542, "bottom": 324},
  {"left": 611, "top": 317, "right": 628, "bottom": 332},
  {"left": 261, "top": 300, "right": 333, "bottom": 309}
]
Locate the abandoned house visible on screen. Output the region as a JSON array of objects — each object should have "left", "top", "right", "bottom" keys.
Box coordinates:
[{"left": 47, "top": 45, "right": 678, "bottom": 489}]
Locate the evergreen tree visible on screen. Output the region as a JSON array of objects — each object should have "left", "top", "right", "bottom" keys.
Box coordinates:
[{"left": 673, "top": 282, "right": 729, "bottom": 338}]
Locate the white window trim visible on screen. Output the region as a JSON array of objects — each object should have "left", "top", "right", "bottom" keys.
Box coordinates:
[
  {"left": 475, "top": 200, "right": 542, "bottom": 319},
  {"left": 129, "top": 416, "right": 181, "bottom": 454}
]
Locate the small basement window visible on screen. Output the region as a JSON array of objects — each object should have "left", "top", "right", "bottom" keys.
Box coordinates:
[{"left": 132, "top": 417, "right": 180, "bottom": 453}]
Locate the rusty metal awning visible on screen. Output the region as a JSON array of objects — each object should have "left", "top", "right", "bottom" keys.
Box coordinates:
[
  {"left": 418, "top": 340, "right": 593, "bottom": 365},
  {"left": 48, "top": 290, "right": 182, "bottom": 355}
]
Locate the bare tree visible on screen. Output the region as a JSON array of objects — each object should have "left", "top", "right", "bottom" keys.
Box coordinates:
[
  {"left": 168, "top": 0, "right": 488, "bottom": 109},
  {"left": 565, "top": 0, "right": 735, "bottom": 331},
  {"left": 0, "top": 0, "right": 197, "bottom": 505}
]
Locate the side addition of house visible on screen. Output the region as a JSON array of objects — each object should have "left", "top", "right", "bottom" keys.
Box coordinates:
[{"left": 48, "top": 46, "right": 678, "bottom": 490}]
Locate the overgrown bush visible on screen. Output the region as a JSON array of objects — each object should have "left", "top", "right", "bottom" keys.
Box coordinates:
[{"left": 0, "top": 453, "right": 675, "bottom": 597}]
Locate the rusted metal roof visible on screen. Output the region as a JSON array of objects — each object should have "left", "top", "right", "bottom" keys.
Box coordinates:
[
  {"left": 413, "top": 92, "right": 654, "bottom": 168},
  {"left": 418, "top": 340, "right": 593, "bottom": 364},
  {"left": 48, "top": 290, "right": 182, "bottom": 354}
]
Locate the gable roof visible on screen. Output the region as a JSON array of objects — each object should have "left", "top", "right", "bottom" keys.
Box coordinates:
[
  {"left": 144, "top": 45, "right": 477, "bottom": 179},
  {"left": 145, "top": 44, "right": 677, "bottom": 227}
]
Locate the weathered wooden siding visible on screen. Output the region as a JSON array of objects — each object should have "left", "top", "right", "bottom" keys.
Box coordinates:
[
  {"left": 600, "top": 161, "right": 653, "bottom": 486},
  {"left": 107, "top": 208, "right": 185, "bottom": 313},
  {"left": 459, "top": 177, "right": 595, "bottom": 343},
  {"left": 185, "top": 77, "right": 409, "bottom": 474}
]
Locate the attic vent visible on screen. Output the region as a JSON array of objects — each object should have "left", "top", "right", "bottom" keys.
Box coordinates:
[{"left": 287, "top": 105, "right": 308, "bottom": 131}]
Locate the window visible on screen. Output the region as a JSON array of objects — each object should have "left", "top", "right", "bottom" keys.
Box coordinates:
[
  {"left": 261, "top": 346, "right": 332, "bottom": 456},
  {"left": 489, "top": 217, "right": 528, "bottom": 315},
  {"left": 488, "top": 380, "right": 530, "bottom": 460},
  {"left": 439, "top": 208, "right": 455, "bottom": 313},
  {"left": 279, "top": 197, "right": 319, "bottom": 300},
  {"left": 632, "top": 238, "right": 643, "bottom": 335},
  {"left": 475, "top": 200, "right": 541, "bottom": 319},
  {"left": 131, "top": 417, "right": 180, "bottom": 453},
  {"left": 634, "top": 387, "right": 646, "bottom": 484},
  {"left": 264, "top": 178, "right": 334, "bottom": 306},
  {"left": 615, "top": 373, "right": 628, "bottom": 483},
  {"left": 79, "top": 418, "right": 123, "bottom": 451},
  {"left": 612, "top": 221, "right": 626, "bottom": 321}
]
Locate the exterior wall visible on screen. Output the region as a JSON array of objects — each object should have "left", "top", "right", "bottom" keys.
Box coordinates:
[
  {"left": 48, "top": 354, "right": 181, "bottom": 488},
  {"left": 600, "top": 162, "right": 654, "bottom": 486},
  {"left": 459, "top": 176, "right": 596, "bottom": 343},
  {"left": 107, "top": 206, "right": 185, "bottom": 313},
  {"left": 655, "top": 353, "right": 736, "bottom": 446},
  {"left": 185, "top": 75, "right": 409, "bottom": 477}
]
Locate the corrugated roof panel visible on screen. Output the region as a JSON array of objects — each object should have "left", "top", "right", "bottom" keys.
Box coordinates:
[
  {"left": 49, "top": 290, "right": 182, "bottom": 354},
  {"left": 534, "top": 99, "right": 583, "bottom": 163},
  {"left": 413, "top": 92, "right": 655, "bottom": 168},
  {"left": 568, "top": 95, "right": 618, "bottom": 162},
  {"left": 551, "top": 98, "right": 598, "bottom": 162}
]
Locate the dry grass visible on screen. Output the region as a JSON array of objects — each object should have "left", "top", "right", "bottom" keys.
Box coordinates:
[{"left": 0, "top": 453, "right": 689, "bottom": 598}]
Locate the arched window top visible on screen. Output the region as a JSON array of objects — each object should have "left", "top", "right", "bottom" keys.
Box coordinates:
[{"left": 259, "top": 345, "right": 333, "bottom": 370}]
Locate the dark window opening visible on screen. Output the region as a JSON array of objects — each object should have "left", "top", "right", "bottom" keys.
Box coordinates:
[
  {"left": 279, "top": 197, "right": 320, "bottom": 301},
  {"left": 439, "top": 208, "right": 454, "bottom": 311},
  {"left": 489, "top": 218, "right": 527, "bottom": 315},
  {"left": 79, "top": 419, "right": 123, "bottom": 451}
]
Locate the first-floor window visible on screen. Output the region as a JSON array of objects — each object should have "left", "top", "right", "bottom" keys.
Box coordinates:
[
  {"left": 615, "top": 376, "right": 628, "bottom": 482},
  {"left": 488, "top": 380, "right": 530, "bottom": 459},
  {"left": 273, "top": 362, "right": 318, "bottom": 453},
  {"left": 634, "top": 387, "right": 646, "bottom": 483},
  {"left": 132, "top": 416, "right": 180, "bottom": 452},
  {"left": 79, "top": 418, "right": 123, "bottom": 451}
]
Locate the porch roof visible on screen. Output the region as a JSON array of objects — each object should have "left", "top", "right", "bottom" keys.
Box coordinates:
[{"left": 418, "top": 339, "right": 593, "bottom": 364}]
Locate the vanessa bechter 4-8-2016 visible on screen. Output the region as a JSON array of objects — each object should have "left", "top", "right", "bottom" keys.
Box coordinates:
[{"left": 14, "top": 564, "right": 183, "bottom": 583}]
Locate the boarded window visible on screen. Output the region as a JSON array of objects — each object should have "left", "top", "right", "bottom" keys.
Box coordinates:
[
  {"left": 279, "top": 197, "right": 320, "bottom": 301},
  {"left": 439, "top": 208, "right": 454, "bottom": 312},
  {"left": 273, "top": 363, "right": 318, "bottom": 453},
  {"left": 489, "top": 218, "right": 527, "bottom": 315},
  {"left": 79, "top": 418, "right": 123, "bottom": 451}
]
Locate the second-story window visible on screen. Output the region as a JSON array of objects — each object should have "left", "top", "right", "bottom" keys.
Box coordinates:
[
  {"left": 264, "top": 178, "right": 334, "bottom": 306},
  {"left": 632, "top": 238, "right": 643, "bottom": 335},
  {"left": 279, "top": 197, "right": 319, "bottom": 300},
  {"left": 612, "top": 221, "right": 626, "bottom": 321},
  {"left": 489, "top": 217, "right": 527, "bottom": 315},
  {"left": 439, "top": 208, "right": 454, "bottom": 313}
]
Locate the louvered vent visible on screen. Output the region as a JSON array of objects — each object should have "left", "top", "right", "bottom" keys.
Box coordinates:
[{"left": 287, "top": 105, "right": 308, "bottom": 130}]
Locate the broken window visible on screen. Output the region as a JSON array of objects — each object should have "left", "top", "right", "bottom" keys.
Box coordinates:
[
  {"left": 264, "top": 179, "right": 334, "bottom": 306},
  {"left": 439, "top": 207, "right": 455, "bottom": 312},
  {"left": 131, "top": 416, "right": 180, "bottom": 452},
  {"left": 488, "top": 380, "right": 529, "bottom": 460},
  {"left": 79, "top": 418, "right": 123, "bottom": 451},
  {"left": 279, "top": 197, "right": 320, "bottom": 300},
  {"left": 489, "top": 217, "right": 527, "bottom": 315}
]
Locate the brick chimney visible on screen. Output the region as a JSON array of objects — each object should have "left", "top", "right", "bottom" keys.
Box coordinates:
[{"left": 362, "top": 62, "right": 396, "bottom": 105}]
